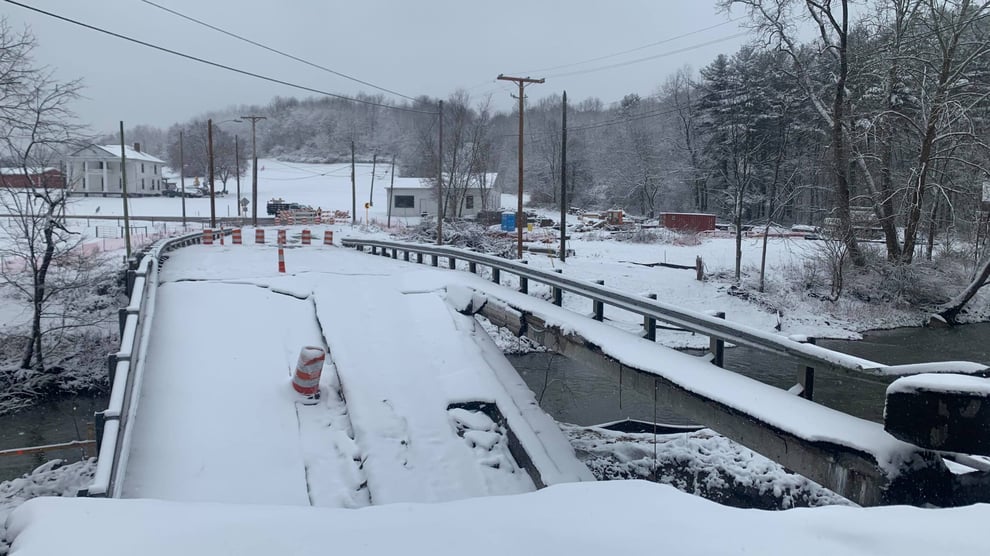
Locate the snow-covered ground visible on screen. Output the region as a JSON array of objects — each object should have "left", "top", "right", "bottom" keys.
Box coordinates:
[{"left": 4, "top": 159, "right": 989, "bottom": 553}]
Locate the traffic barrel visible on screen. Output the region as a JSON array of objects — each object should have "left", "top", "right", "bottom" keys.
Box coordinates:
[
  {"left": 202, "top": 229, "right": 213, "bottom": 245},
  {"left": 301, "top": 229, "right": 311, "bottom": 245},
  {"left": 232, "top": 228, "right": 242, "bottom": 244},
  {"left": 291, "top": 346, "right": 325, "bottom": 403},
  {"left": 277, "top": 229, "right": 287, "bottom": 245},
  {"left": 278, "top": 247, "right": 286, "bottom": 273},
  {"left": 220, "top": 226, "right": 225, "bottom": 246},
  {"left": 255, "top": 229, "right": 265, "bottom": 244},
  {"left": 323, "top": 230, "right": 334, "bottom": 245}
]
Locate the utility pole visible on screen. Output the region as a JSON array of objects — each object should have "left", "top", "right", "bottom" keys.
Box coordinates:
[
  {"left": 560, "top": 90, "right": 567, "bottom": 262},
  {"left": 119, "top": 121, "right": 132, "bottom": 259},
  {"left": 179, "top": 130, "right": 186, "bottom": 229},
  {"left": 234, "top": 135, "right": 241, "bottom": 218},
  {"left": 437, "top": 99, "right": 443, "bottom": 245},
  {"left": 387, "top": 154, "right": 395, "bottom": 228},
  {"left": 369, "top": 152, "right": 377, "bottom": 206},
  {"left": 497, "top": 74, "right": 544, "bottom": 259},
  {"left": 207, "top": 118, "right": 216, "bottom": 228},
  {"left": 351, "top": 141, "right": 356, "bottom": 225},
  {"left": 240, "top": 115, "right": 266, "bottom": 226}
]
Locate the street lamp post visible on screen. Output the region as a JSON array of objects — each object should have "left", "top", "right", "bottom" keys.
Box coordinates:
[
  {"left": 234, "top": 135, "right": 241, "bottom": 218},
  {"left": 207, "top": 118, "right": 215, "bottom": 227},
  {"left": 241, "top": 115, "right": 267, "bottom": 226}
]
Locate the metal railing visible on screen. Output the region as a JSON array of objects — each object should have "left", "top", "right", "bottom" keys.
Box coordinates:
[
  {"left": 341, "top": 238, "right": 989, "bottom": 385},
  {"left": 81, "top": 229, "right": 214, "bottom": 497}
]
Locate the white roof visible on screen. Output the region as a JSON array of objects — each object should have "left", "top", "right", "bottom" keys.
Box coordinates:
[{"left": 96, "top": 145, "right": 166, "bottom": 164}]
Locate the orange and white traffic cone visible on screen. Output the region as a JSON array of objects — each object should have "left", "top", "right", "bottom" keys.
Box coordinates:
[
  {"left": 291, "top": 346, "right": 325, "bottom": 403},
  {"left": 277, "top": 229, "right": 286, "bottom": 246},
  {"left": 255, "top": 228, "right": 265, "bottom": 244},
  {"left": 278, "top": 247, "right": 285, "bottom": 273},
  {"left": 323, "top": 230, "right": 334, "bottom": 246}
]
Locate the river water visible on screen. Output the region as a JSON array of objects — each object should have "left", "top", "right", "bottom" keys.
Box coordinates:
[
  {"left": 509, "top": 323, "right": 990, "bottom": 427},
  {"left": 0, "top": 394, "right": 107, "bottom": 482}
]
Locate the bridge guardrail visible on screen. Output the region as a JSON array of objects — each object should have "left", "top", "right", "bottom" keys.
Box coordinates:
[
  {"left": 81, "top": 229, "right": 214, "bottom": 497},
  {"left": 340, "top": 238, "right": 989, "bottom": 385}
]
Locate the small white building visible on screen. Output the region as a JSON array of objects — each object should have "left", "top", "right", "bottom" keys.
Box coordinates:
[
  {"left": 65, "top": 143, "right": 167, "bottom": 196},
  {"left": 387, "top": 173, "right": 499, "bottom": 219}
]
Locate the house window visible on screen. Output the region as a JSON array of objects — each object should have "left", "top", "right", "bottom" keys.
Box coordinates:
[
  {"left": 154, "top": 165, "right": 158, "bottom": 174},
  {"left": 465, "top": 195, "right": 474, "bottom": 209},
  {"left": 395, "top": 195, "right": 415, "bottom": 208},
  {"left": 100, "top": 176, "right": 105, "bottom": 191},
  {"left": 97, "top": 161, "right": 104, "bottom": 170},
  {"left": 141, "top": 163, "right": 145, "bottom": 173},
  {"left": 141, "top": 178, "right": 145, "bottom": 189}
]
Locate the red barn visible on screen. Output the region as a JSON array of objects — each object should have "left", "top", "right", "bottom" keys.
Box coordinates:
[
  {"left": 0, "top": 168, "right": 66, "bottom": 189},
  {"left": 659, "top": 212, "right": 716, "bottom": 232}
]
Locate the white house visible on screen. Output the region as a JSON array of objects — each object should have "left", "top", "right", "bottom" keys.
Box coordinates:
[
  {"left": 65, "top": 143, "right": 167, "bottom": 196},
  {"left": 387, "top": 173, "right": 499, "bottom": 219}
]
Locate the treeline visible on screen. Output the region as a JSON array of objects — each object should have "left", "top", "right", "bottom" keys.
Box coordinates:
[{"left": 119, "top": 0, "right": 990, "bottom": 268}]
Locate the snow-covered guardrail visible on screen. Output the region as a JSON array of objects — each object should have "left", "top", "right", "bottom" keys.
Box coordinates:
[
  {"left": 81, "top": 230, "right": 214, "bottom": 498},
  {"left": 340, "top": 239, "right": 990, "bottom": 383}
]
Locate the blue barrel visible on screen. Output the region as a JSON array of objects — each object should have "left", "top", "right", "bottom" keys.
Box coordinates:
[{"left": 500, "top": 213, "right": 515, "bottom": 232}]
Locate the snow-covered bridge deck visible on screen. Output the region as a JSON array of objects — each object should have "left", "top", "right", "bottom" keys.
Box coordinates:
[{"left": 119, "top": 236, "right": 592, "bottom": 507}]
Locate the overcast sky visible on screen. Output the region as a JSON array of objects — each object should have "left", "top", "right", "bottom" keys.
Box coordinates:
[{"left": 5, "top": 0, "right": 754, "bottom": 134}]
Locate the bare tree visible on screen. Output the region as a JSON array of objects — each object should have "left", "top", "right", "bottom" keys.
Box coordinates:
[{"left": 0, "top": 19, "right": 113, "bottom": 372}]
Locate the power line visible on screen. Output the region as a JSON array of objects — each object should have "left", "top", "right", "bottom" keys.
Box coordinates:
[
  {"left": 515, "top": 16, "right": 746, "bottom": 75},
  {"left": 543, "top": 32, "right": 750, "bottom": 79},
  {"left": 2, "top": 0, "right": 436, "bottom": 115},
  {"left": 140, "top": 0, "right": 418, "bottom": 102}
]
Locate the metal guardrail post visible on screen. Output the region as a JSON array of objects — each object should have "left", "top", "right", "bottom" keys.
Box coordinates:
[
  {"left": 709, "top": 311, "right": 725, "bottom": 367},
  {"left": 431, "top": 254, "right": 439, "bottom": 267},
  {"left": 792, "top": 335, "right": 816, "bottom": 400},
  {"left": 125, "top": 269, "right": 136, "bottom": 297},
  {"left": 403, "top": 250, "right": 410, "bottom": 261},
  {"left": 448, "top": 255, "right": 456, "bottom": 269},
  {"left": 371, "top": 246, "right": 378, "bottom": 256},
  {"left": 417, "top": 252, "right": 424, "bottom": 264},
  {"left": 593, "top": 280, "right": 605, "bottom": 321},
  {"left": 643, "top": 293, "right": 657, "bottom": 341},
  {"left": 469, "top": 261, "right": 477, "bottom": 274},
  {"left": 107, "top": 352, "right": 118, "bottom": 385},
  {"left": 94, "top": 411, "right": 106, "bottom": 455},
  {"left": 118, "top": 308, "right": 127, "bottom": 336},
  {"left": 393, "top": 249, "right": 398, "bottom": 259},
  {"left": 492, "top": 267, "right": 501, "bottom": 284},
  {"left": 519, "top": 261, "right": 528, "bottom": 294},
  {"left": 553, "top": 269, "right": 563, "bottom": 306}
]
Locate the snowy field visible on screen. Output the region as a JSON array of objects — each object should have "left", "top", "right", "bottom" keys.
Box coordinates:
[{"left": 4, "top": 159, "right": 989, "bottom": 554}]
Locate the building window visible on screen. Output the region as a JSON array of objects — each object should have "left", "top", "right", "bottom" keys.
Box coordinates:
[
  {"left": 82, "top": 176, "right": 87, "bottom": 189},
  {"left": 395, "top": 195, "right": 415, "bottom": 208},
  {"left": 97, "top": 161, "right": 104, "bottom": 169},
  {"left": 465, "top": 195, "right": 474, "bottom": 209},
  {"left": 100, "top": 176, "right": 105, "bottom": 191},
  {"left": 153, "top": 165, "right": 158, "bottom": 174},
  {"left": 141, "top": 178, "right": 145, "bottom": 189},
  {"left": 141, "top": 163, "right": 145, "bottom": 173}
]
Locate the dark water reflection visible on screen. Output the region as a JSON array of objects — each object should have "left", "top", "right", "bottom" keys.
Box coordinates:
[
  {"left": 0, "top": 394, "right": 107, "bottom": 482},
  {"left": 510, "top": 323, "right": 990, "bottom": 426}
]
